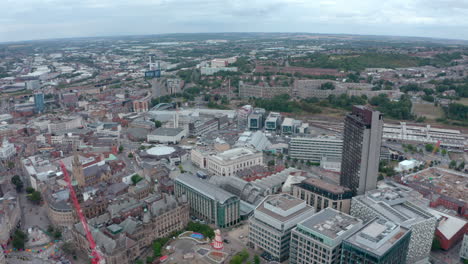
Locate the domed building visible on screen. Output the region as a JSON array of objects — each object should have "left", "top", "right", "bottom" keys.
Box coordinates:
[{"left": 139, "top": 145, "right": 188, "bottom": 166}]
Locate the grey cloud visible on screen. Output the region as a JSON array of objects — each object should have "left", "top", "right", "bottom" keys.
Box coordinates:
[{"left": 0, "top": 0, "right": 467, "bottom": 42}]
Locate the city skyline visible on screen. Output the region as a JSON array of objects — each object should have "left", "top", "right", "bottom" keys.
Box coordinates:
[{"left": 1, "top": 0, "right": 468, "bottom": 42}]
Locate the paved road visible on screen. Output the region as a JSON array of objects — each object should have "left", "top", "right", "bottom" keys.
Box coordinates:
[{"left": 430, "top": 241, "right": 464, "bottom": 264}]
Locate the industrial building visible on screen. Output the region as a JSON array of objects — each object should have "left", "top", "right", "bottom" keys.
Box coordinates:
[
  {"left": 290, "top": 208, "right": 363, "bottom": 264},
  {"left": 249, "top": 194, "right": 315, "bottom": 262},
  {"left": 147, "top": 127, "right": 187, "bottom": 144}
]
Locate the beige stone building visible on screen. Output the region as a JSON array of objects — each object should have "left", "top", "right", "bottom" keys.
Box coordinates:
[
  {"left": 44, "top": 189, "right": 76, "bottom": 227},
  {"left": 206, "top": 147, "right": 263, "bottom": 176},
  {"left": 71, "top": 195, "right": 189, "bottom": 264}
]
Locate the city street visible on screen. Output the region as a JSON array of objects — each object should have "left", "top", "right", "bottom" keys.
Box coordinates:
[{"left": 18, "top": 191, "right": 50, "bottom": 231}]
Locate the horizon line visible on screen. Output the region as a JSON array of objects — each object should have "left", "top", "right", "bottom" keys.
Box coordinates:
[{"left": 2, "top": 31, "right": 468, "bottom": 45}]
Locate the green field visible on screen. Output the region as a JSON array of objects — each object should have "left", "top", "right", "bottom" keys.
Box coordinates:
[
  {"left": 457, "top": 98, "right": 468, "bottom": 106},
  {"left": 412, "top": 103, "right": 444, "bottom": 120}
]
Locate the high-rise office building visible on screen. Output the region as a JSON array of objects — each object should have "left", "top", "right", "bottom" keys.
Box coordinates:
[
  {"left": 340, "top": 105, "right": 383, "bottom": 195},
  {"left": 34, "top": 93, "right": 45, "bottom": 113}
]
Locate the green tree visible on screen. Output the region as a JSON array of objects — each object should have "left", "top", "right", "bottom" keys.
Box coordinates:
[
  {"left": 446, "top": 103, "right": 468, "bottom": 121},
  {"left": 230, "top": 249, "right": 250, "bottom": 264},
  {"left": 26, "top": 187, "right": 35, "bottom": 194},
  {"left": 221, "top": 96, "right": 229, "bottom": 105},
  {"left": 378, "top": 174, "right": 384, "bottom": 181},
  {"left": 128, "top": 153, "right": 134, "bottom": 158},
  {"left": 457, "top": 161, "right": 466, "bottom": 171},
  {"left": 178, "top": 165, "right": 185, "bottom": 173},
  {"left": 425, "top": 144, "right": 434, "bottom": 152},
  {"left": 186, "top": 222, "right": 215, "bottom": 239},
  {"left": 28, "top": 191, "right": 42, "bottom": 204},
  {"left": 254, "top": 255, "right": 261, "bottom": 264},
  {"left": 131, "top": 174, "right": 143, "bottom": 185},
  {"left": 53, "top": 230, "right": 62, "bottom": 239},
  {"left": 441, "top": 149, "right": 447, "bottom": 156},
  {"left": 449, "top": 160, "right": 457, "bottom": 169},
  {"left": 7, "top": 161, "right": 15, "bottom": 169},
  {"left": 118, "top": 146, "right": 124, "bottom": 153},
  {"left": 12, "top": 229, "right": 27, "bottom": 249},
  {"left": 153, "top": 241, "right": 162, "bottom": 257},
  {"left": 11, "top": 175, "right": 23, "bottom": 191},
  {"left": 61, "top": 242, "right": 76, "bottom": 256},
  {"left": 319, "top": 82, "right": 335, "bottom": 90},
  {"left": 267, "top": 160, "right": 275, "bottom": 167},
  {"left": 146, "top": 256, "right": 154, "bottom": 264},
  {"left": 154, "top": 120, "right": 162, "bottom": 128}
]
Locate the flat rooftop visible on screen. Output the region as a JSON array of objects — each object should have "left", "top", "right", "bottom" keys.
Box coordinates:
[
  {"left": 266, "top": 193, "right": 303, "bottom": 211},
  {"left": 212, "top": 147, "right": 257, "bottom": 161},
  {"left": 256, "top": 193, "right": 313, "bottom": 223},
  {"left": 356, "top": 188, "right": 434, "bottom": 225},
  {"left": 300, "top": 208, "right": 362, "bottom": 240},
  {"left": 345, "top": 218, "right": 410, "bottom": 256},
  {"left": 150, "top": 127, "right": 184, "bottom": 136},
  {"left": 282, "top": 118, "right": 294, "bottom": 126},
  {"left": 300, "top": 177, "right": 352, "bottom": 195}
]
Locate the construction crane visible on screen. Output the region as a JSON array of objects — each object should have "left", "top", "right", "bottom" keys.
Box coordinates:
[
  {"left": 59, "top": 161, "right": 104, "bottom": 264},
  {"left": 433, "top": 140, "right": 441, "bottom": 154}
]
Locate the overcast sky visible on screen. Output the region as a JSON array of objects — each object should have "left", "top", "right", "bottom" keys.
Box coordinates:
[{"left": 1, "top": 0, "right": 468, "bottom": 42}]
